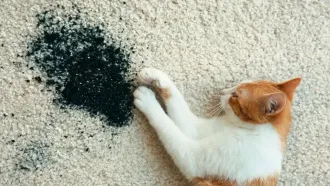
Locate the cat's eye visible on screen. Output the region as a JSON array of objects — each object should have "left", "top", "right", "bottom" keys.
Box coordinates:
[{"left": 231, "top": 92, "right": 238, "bottom": 98}]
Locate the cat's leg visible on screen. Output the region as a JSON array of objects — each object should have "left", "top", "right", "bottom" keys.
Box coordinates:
[
  {"left": 133, "top": 86, "right": 196, "bottom": 175},
  {"left": 137, "top": 68, "right": 199, "bottom": 138}
]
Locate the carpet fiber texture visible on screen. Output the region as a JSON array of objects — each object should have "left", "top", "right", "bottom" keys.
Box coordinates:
[{"left": 1, "top": 0, "right": 329, "bottom": 185}]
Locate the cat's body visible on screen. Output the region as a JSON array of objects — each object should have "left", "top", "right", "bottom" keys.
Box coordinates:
[{"left": 134, "top": 68, "right": 301, "bottom": 186}]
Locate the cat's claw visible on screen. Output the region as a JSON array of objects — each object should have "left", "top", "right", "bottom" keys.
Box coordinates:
[
  {"left": 134, "top": 86, "right": 161, "bottom": 114},
  {"left": 138, "top": 68, "right": 171, "bottom": 88}
]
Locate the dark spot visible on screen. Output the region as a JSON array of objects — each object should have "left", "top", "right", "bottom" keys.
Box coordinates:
[
  {"left": 3, "top": 113, "right": 7, "bottom": 117},
  {"left": 27, "top": 7, "right": 133, "bottom": 127},
  {"left": 123, "top": 2, "right": 126, "bottom": 4},
  {"left": 1, "top": 44, "right": 4, "bottom": 47},
  {"left": 11, "top": 113, "right": 15, "bottom": 117},
  {"left": 85, "top": 148, "right": 89, "bottom": 152},
  {"left": 60, "top": 174, "right": 62, "bottom": 177},
  {"left": 11, "top": 140, "right": 15, "bottom": 143},
  {"left": 33, "top": 76, "right": 42, "bottom": 83},
  {"left": 29, "top": 67, "right": 34, "bottom": 70},
  {"left": 112, "top": 132, "right": 118, "bottom": 137},
  {"left": 16, "top": 141, "right": 51, "bottom": 172},
  {"left": 25, "top": 79, "right": 30, "bottom": 83},
  {"left": 63, "top": 135, "right": 68, "bottom": 138}
]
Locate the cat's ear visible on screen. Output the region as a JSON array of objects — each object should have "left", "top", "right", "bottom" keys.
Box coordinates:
[
  {"left": 277, "top": 77, "right": 301, "bottom": 101},
  {"left": 262, "top": 92, "right": 286, "bottom": 115}
]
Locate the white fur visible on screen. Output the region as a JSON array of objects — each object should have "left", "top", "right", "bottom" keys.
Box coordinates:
[{"left": 134, "top": 68, "right": 282, "bottom": 184}]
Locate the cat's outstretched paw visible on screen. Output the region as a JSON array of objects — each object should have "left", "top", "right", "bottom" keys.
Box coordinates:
[
  {"left": 138, "top": 68, "right": 172, "bottom": 89},
  {"left": 134, "top": 86, "right": 162, "bottom": 114}
]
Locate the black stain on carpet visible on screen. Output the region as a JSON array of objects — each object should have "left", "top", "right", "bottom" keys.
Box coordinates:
[{"left": 26, "top": 7, "right": 133, "bottom": 127}]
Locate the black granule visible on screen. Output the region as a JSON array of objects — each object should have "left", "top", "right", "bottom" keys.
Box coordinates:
[
  {"left": 11, "top": 113, "right": 15, "bottom": 117},
  {"left": 26, "top": 7, "right": 133, "bottom": 127},
  {"left": 33, "top": 76, "right": 42, "bottom": 83}
]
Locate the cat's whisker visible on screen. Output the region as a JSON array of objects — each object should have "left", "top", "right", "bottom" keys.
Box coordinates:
[
  {"left": 206, "top": 102, "right": 223, "bottom": 117},
  {"left": 205, "top": 93, "right": 224, "bottom": 117},
  {"left": 206, "top": 107, "right": 219, "bottom": 117}
]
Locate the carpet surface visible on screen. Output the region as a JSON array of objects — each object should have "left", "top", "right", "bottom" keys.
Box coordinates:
[{"left": 1, "top": 0, "right": 330, "bottom": 185}]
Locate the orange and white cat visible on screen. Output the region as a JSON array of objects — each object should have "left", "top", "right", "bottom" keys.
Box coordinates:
[{"left": 134, "top": 68, "right": 301, "bottom": 186}]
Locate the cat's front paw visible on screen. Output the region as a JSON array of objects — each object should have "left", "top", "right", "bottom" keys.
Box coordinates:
[
  {"left": 134, "top": 86, "right": 162, "bottom": 114},
  {"left": 138, "top": 68, "right": 171, "bottom": 89}
]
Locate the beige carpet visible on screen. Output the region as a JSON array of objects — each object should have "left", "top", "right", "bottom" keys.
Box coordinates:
[{"left": 1, "top": 0, "right": 330, "bottom": 185}]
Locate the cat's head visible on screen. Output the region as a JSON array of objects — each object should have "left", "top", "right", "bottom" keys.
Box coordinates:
[{"left": 220, "top": 78, "right": 301, "bottom": 124}]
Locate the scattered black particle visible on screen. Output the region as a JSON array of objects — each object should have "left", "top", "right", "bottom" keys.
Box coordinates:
[
  {"left": 63, "top": 135, "right": 68, "bottom": 138},
  {"left": 25, "top": 79, "right": 30, "bottom": 83},
  {"left": 16, "top": 141, "right": 51, "bottom": 171},
  {"left": 88, "top": 134, "right": 94, "bottom": 137},
  {"left": 3, "top": 113, "right": 7, "bottom": 117},
  {"left": 27, "top": 7, "right": 133, "bottom": 127},
  {"left": 11, "top": 113, "right": 15, "bottom": 117},
  {"left": 33, "top": 76, "right": 42, "bottom": 83},
  {"left": 85, "top": 148, "right": 89, "bottom": 152},
  {"left": 119, "top": 17, "right": 122, "bottom": 21},
  {"left": 123, "top": 2, "right": 126, "bottom": 4},
  {"left": 7, "top": 139, "right": 16, "bottom": 145},
  {"left": 1, "top": 44, "right": 4, "bottom": 47},
  {"left": 112, "top": 132, "right": 118, "bottom": 137},
  {"left": 60, "top": 174, "right": 62, "bottom": 177},
  {"left": 29, "top": 67, "right": 34, "bottom": 70}
]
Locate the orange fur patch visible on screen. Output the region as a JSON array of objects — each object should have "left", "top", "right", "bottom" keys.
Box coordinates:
[
  {"left": 156, "top": 88, "right": 171, "bottom": 100},
  {"left": 192, "top": 175, "right": 278, "bottom": 186},
  {"left": 192, "top": 177, "right": 236, "bottom": 186}
]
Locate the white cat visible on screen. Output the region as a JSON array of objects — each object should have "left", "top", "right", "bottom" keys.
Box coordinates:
[{"left": 134, "top": 68, "right": 301, "bottom": 186}]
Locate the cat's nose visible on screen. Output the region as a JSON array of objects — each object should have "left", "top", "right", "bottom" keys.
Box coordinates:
[{"left": 231, "top": 92, "right": 238, "bottom": 98}]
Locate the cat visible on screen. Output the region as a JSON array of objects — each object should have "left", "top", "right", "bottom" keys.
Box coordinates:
[{"left": 133, "top": 68, "right": 301, "bottom": 186}]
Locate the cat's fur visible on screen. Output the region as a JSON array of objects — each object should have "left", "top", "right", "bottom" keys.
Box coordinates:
[{"left": 134, "top": 68, "right": 301, "bottom": 186}]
